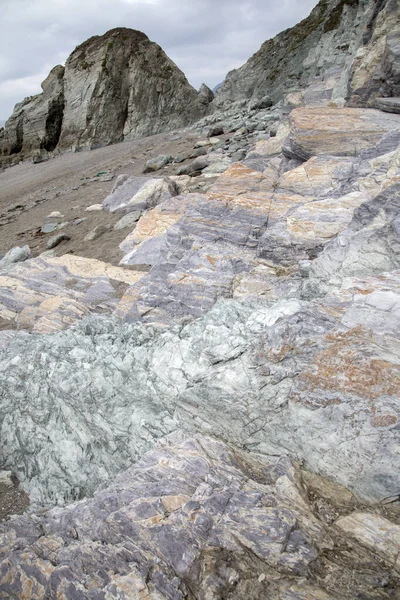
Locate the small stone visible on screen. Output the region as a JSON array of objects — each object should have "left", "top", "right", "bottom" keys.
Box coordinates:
[
  {"left": 46, "top": 211, "right": 63, "bottom": 218},
  {"left": 189, "top": 147, "right": 207, "bottom": 159},
  {"left": 194, "top": 140, "right": 211, "bottom": 148},
  {"left": 173, "top": 155, "right": 187, "bottom": 163},
  {"left": 0, "top": 471, "right": 13, "bottom": 488},
  {"left": 46, "top": 233, "right": 71, "bottom": 249},
  {"left": 73, "top": 218, "right": 86, "bottom": 226},
  {"left": 84, "top": 225, "right": 110, "bottom": 242},
  {"left": 0, "top": 245, "right": 31, "bottom": 269},
  {"left": 258, "top": 574, "right": 266, "bottom": 583},
  {"left": 143, "top": 155, "right": 174, "bottom": 173},
  {"left": 41, "top": 223, "right": 58, "bottom": 234},
  {"left": 85, "top": 204, "right": 103, "bottom": 212}
]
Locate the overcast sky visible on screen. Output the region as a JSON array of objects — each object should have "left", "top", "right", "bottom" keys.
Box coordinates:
[{"left": 0, "top": 0, "right": 318, "bottom": 121}]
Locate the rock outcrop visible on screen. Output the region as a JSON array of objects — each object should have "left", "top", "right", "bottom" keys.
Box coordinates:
[
  {"left": 0, "top": 28, "right": 208, "bottom": 161},
  {"left": 0, "top": 107, "right": 399, "bottom": 510},
  {"left": 0, "top": 4, "right": 399, "bottom": 597},
  {"left": 214, "top": 0, "right": 400, "bottom": 109},
  {"left": 1, "top": 433, "right": 399, "bottom": 599}
]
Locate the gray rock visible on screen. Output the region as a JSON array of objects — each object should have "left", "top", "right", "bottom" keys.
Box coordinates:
[
  {"left": 46, "top": 233, "right": 71, "bottom": 249},
  {"left": 143, "top": 154, "right": 174, "bottom": 173},
  {"left": 248, "top": 96, "right": 273, "bottom": 111},
  {"left": 232, "top": 149, "right": 247, "bottom": 162},
  {"left": 41, "top": 223, "right": 58, "bottom": 234},
  {"left": 0, "top": 245, "right": 31, "bottom": 269},
  {"left": 84, "top": 225, "right": 110, "bottom": 242},
  {"left": 176, "top": 157, "right": 209, "bottom": 176},
  {"left": 213, "top": 0, "right": 395, "bottom": 110},
  {"left": 103, "top": 175, "right": 177, "bottom": 212},
  {"left": 0, "top": 28, "right": 208, "bottom": 158},
  {"left": 113, "top": 211, "right": 142, "bottom": 231},
  {"left": 376, "top": 97, "right": 400, "bottom": 114},
  {"left": 198, "top": 82, "right": 214, "bottom": 104},
  {"left": 189, "top": 147, "right": 208, "bottom": 158},
  {"left": 0, "top": 433, "right": 397, "bottom": 599}
]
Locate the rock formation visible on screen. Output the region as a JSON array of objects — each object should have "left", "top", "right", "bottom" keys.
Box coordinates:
[
  {"left": 1, "top": 433, "right": 399, "bottom": 599},
  {"left": 0, "top": 3, "right": 399, "bottom": 598},
  {"left": 214, "top": 0, "right": 400, "bottom": 109},
  {"left": 0, "top": 28, "right": 208, "bottom": 161}
]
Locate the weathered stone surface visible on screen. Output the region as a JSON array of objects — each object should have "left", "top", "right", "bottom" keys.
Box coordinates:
[
  {"left": 349, "top": 1, "right": 400, "bottom": 105},
  {"left": 376, "top": 97, "right": 400, "bottom": 114},
  {"left": 46, "top": 233, "right": 71, "bottom": 249},
  {"left": 143, "top": 154, "right": 174, "bottom": 173},
  {"left": 0, "top": 245, "right": 31, "bottom": 269},
  {"left": 336, "top": 512, "right": 400, "bottom": 566},
  {"left": 215, "top": 0, "right": 377, "bottom": 109},
  {"left": 1, "top": 266, "right": 399, "bottom": 506},
  {"left": 84, "top": 224, "right": 110, "bottom": 241},
  {"left": 103, "top": 174, "right": 177, "bottom": 213},
  {"left": 0, "top": 255, "right": 143, "bottom": 332},
  {"left": 113, "top": 210, "right": 142, "bottom": 230},
  {"left": 1, "top": 434, "right": 398, "bottom": 599},
  {"left": 286, "top": 107, "right": 400, "bottom": 160},
  {"left": 0, "top": 28, "right": 208, "bottom": 160}
]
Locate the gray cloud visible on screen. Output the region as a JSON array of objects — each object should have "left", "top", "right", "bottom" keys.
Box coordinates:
[{"left": 0, "top": 0, "right": 318, "bottom": 120}]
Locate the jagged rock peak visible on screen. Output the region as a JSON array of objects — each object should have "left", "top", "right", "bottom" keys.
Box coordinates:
[
  {"left": 214, "top": 0, "right": 399, "bottom": 109},
  {"left": 0, "top": 27, "right": 209, "bottom": 163}
]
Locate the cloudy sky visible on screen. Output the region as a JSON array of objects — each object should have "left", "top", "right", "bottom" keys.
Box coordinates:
[{"left": 0, "top": 0, "right": 318, "bottom": 122}]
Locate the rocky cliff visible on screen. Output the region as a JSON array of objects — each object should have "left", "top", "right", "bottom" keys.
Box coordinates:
[
  {"left": 214, "top": 0, "right": 400, "bottom": 109},
  {"left": 0, "top": 28, "right": 209, "bottom": 161}
]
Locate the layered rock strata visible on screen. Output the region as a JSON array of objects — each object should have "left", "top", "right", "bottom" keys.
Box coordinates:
[
  {"left": 0, "top": 28, "right": 208, "bottom": 161},
  {"left": 1, "top": 434, "right": 399, "bottom": 599},
  {"left": 0, "top": 107, "right": 399, "bottom": 512},
  {"left": 215, "top": 0, "right": 400, "bottom": 109}
]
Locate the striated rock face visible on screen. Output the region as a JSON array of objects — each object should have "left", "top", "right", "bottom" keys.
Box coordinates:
[
  {"left": 0, "top": 28, "right": 207, "bottom": 159},
  {"left": 1, "top": 433, "right": 399, "bottom": 599},
  {"left": 0, "top": 65, "right": 65, "bottom": 158},
  {"left": 214, "top": 0, "right": 399, "bottom": 109}
]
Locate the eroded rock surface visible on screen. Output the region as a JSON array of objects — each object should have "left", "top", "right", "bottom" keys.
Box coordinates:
[
  {"left": 214, "top": 0, "right": 399, "bottom": 110},
  {"left": 0, "top": 28, "right": 207, "bottom": 163},
  {"left": 1, "top": 434, "right": 399, "bottom": 600}
]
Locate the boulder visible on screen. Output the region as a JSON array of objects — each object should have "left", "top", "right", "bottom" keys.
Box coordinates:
[
  {"left": 46, "top": 233, "right": 71, "bottom": 249},
  {"left": 103, "top": 175, "right": 178, "bottom": 212},
  {"left": 84, "top": 224, "right": 110, "bottom": 242},
  {"left": 142, "top": 154, "right": 174, "bottom": 173},
  {"left": 0, "top": 245, "right": 31, "bottom": 269}
]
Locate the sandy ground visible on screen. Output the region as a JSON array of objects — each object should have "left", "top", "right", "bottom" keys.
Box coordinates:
[{"left": 0, "top": 128, "right": 203, "bottom": 265}]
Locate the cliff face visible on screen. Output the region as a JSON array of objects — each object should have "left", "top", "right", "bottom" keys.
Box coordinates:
[
  {"left": 0, "top": 65, "right": 65, "bottom": 157},
  {"left": 58, "top": 28, "right": 207, "bottom": 150},
  {"left": 214, "top": 0, "right": 399, "bottom": 109},
  {"left": 0, "top": 28, "right": 208, "bottom": 159}
]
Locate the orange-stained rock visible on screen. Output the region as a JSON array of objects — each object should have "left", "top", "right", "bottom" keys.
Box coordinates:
[{"left": 287, "top": 107, "right": 400, "bottom": 159}]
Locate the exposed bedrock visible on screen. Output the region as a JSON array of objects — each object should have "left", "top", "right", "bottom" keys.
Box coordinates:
[
  {"left": 0, "top": 107, "right": 399, "bottom": 508},
  {"left": 1, "top": 434, "right": 399, "bottom": 599},
  {"left": 0, "top": 28, "right": 208, "bottom": 160},
  {"left": 214, "top": 0, "right": 400, "bottom": 110}
]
